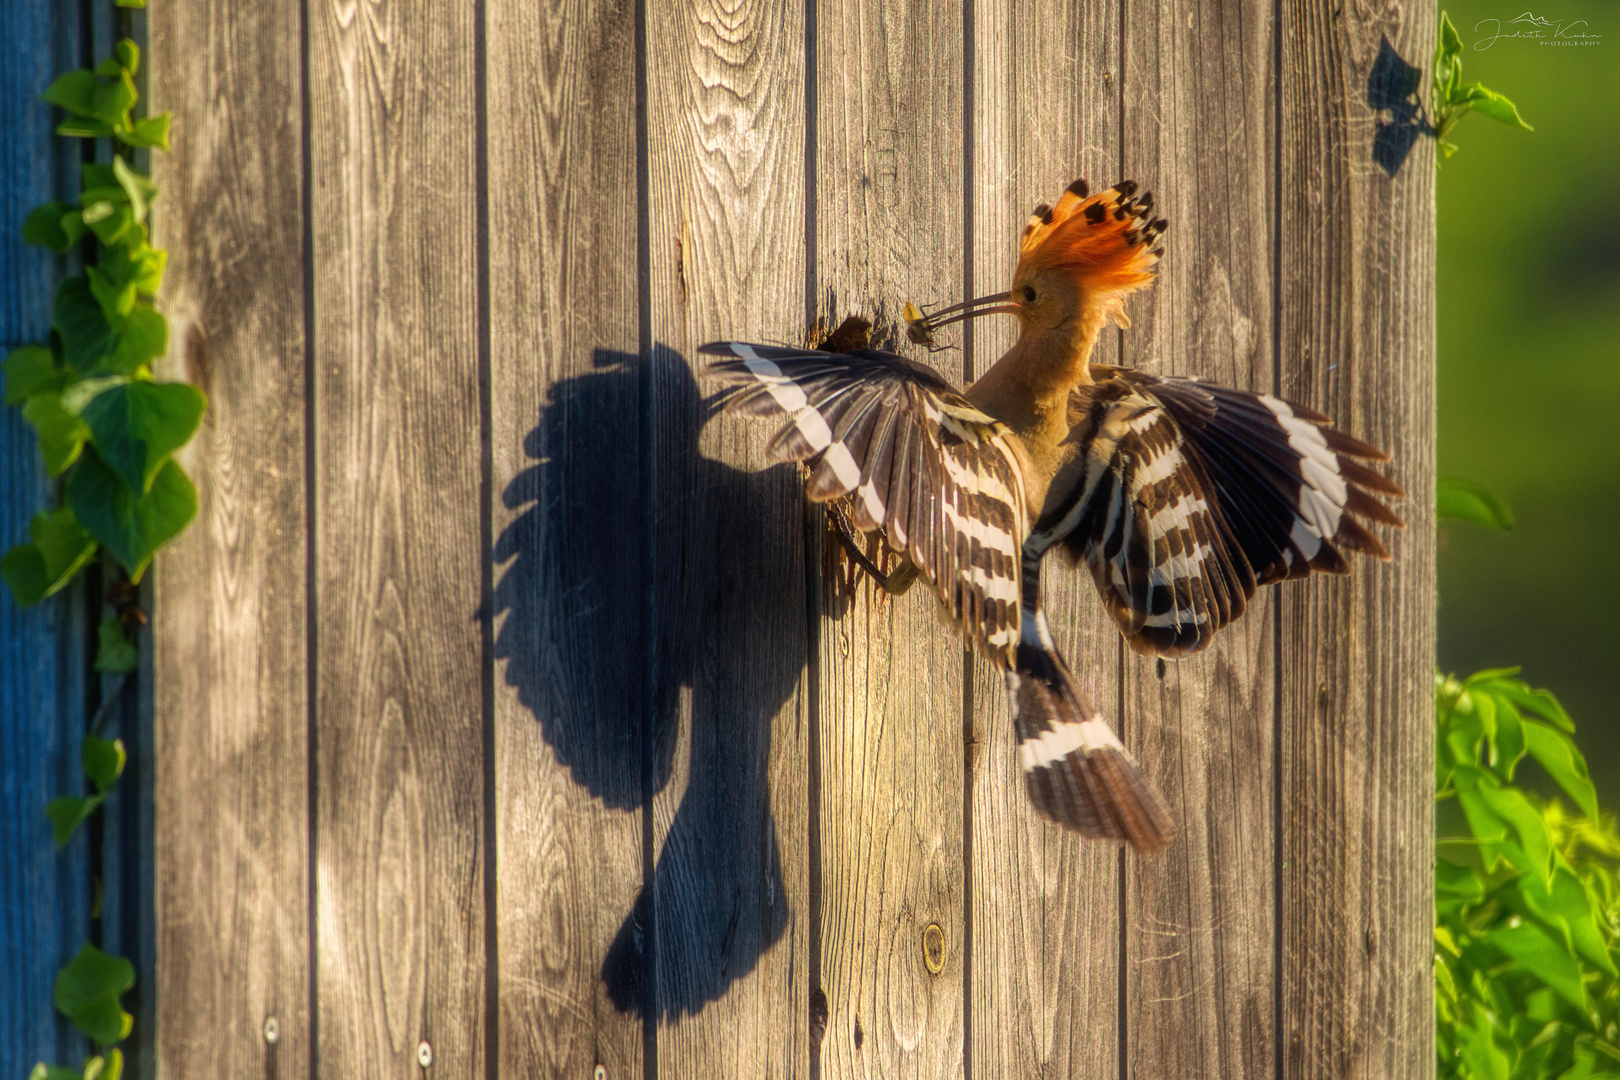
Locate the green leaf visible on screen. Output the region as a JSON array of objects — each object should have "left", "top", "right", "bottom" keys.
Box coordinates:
[
  {"left": 67, "top": 452, "right": 198, "bottom": 580},
  {"left": 5, "top": 345, "right": 63, "bottom": 404},
  {"left": 23, "top": 201, "right": 79, "bottom": 252},
  {"left": 42, "top": 70, "right": 100, "bottom": 117},
  {"left": 106, "top": 305, "right": 168, "bottom": 374},
  {"left": 1524, "top": 721, "right": 1599, "bottom": 819},
  {"left": 45, "top": 794, "right": 103, "bottom": 846},
  {"left": 1, "top": 509, "right": 97, "bottom": 607},
  {"left": 89, "top": 1050, "right": 124, "bottom": 1080},
  {"left": 121, "top": 113, "right": 170, "bottom": 151},
  {"left": 1459, "top": 84, "right": 1533, "bottom": 130},
  {"left": 56, "top": 278, "right": 118, "bottom": 372},
  {"left": 1485, "top": 919, "right": 1587, "bottom": 1011},
  {"left": 82, "top": 164, "right": 117, "bottom": 189},
  {"left": 94, "top": 616, "right": 138, "bottom": 674},
  {"left": 82, "top": 735, "right": 127, "bottom": 791},
  {"left": 27, "top": 1064, "right": 82, "bottom": 1080},
  {"left": 111, "top": 157, "right": 155, "bottom": 224},
  {"left": 115, "top": 39, "right": 139, "bottom": 76},
  {"left": 82, "top": 381, "right": 207, "bottom": 494},
  {"left": 100, "top": 236, "right": 167, "bottom": 297},
  {"left": 54, "top": 944, "right": 135, "bottom": 1047},
  {"left": 86, "top": 266, "right": 137, "bottom": 324},
  {"left": 1439, "top": 11, "right": 1463, "bottom": 64},
  {"left": 1437, "top": 477, "right": 1514, "bottom": 530},
  {"left": 1437, "top": 857, "right": 1486, "bottom": 899},
  {"left": 57, "top": 117, "right": 115, "bottom": 139},
  {"left": 116, "top": 0, "right": 147, "bottom": 7},
  {"left": 22, "top": 393, "right": 92, "bottom": 475},
  {"left": 86, "top": 204, "right": 134, "bottom": 246},
  {"left": 1517, "top": 866, "right": 1617, "bottom": 975}
]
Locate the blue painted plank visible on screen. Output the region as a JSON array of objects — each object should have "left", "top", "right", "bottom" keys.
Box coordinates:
[{"left": 0, "top": 1, "right": 92, "bottom": 1075}]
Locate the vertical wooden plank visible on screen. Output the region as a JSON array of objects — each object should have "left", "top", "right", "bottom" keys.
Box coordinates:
[
  {"left": 969, "top": 1, "right": 1123, "bottom": 1076},
  {"left": 148, "top": 0, "right": 309, "bottom": 1075},
  {"left": 813, "top": 0, "right": 965, "bottom": 1075},
  {"left": 308, "top": 0, "right": 485, "bottom": 1073},
  {"left": 0, "top": 1, "right": 90, "bottom": 1074},
  {"left": 1119, "top": 2, "right": 1277, "bottom": 1077},
  {"left": 1279, "top": 6, "right": 1435, "bottom": 1077},
  {"left": 486, "top": 0, "right": 645, "bottom": 1074},
  {"left": 644, "top": 0, "right": 809, "bottom": 1074}
]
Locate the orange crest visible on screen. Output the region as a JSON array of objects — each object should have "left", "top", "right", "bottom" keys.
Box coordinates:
[{"left": 1017, "top": 179, "right": 1166, "bottom": 326}]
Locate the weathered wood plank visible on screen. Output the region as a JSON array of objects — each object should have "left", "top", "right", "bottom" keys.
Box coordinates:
[
  {"left": 1119, "top": 2, "right": 1277, "bottom": 1076},
  {"left": 485, "top": 0, "right": 645, "bottom": 1074},
  {"left": 1278, "top": 8, "right": 1435, "bottom": 1078},
  {"left": 148, "top": 0, "right": 310, "bottom": 1076},
  {"left": 968, "top": 2, "right": 1123, "bottom": 1076},
  {"left": 643, "top": 0, "right": 810, "bottom": 1074},
  {"left": 812, "top": 0, "right": 965, "bottom": 1075},
  {"left": 0, "top": 2, "right": 90, "bottom": 1074},
  {"left": 308, "top": 0, "right": 486, "bottom": 1074}
]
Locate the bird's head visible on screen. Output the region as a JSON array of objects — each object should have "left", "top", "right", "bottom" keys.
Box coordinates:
[{"left": 907, "top": 179, "right": 1165, "bottom": 353}]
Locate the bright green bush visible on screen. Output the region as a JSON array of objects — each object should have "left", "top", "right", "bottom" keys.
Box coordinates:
[{"left": 1436, "top": 669, "right": 1620, "bottom": 1078}]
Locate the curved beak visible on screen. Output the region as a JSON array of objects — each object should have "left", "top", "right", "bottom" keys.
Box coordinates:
[{"left": 904, "top": 292, "right": 1019, "bottom": 346}]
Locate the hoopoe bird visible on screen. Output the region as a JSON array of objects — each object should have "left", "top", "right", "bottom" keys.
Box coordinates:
[{"left": 702, "top": 179, "right": 1404, "bottom": 852}]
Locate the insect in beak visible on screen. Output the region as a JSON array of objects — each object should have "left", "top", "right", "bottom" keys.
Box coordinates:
[{"left": 904, "top": 292, "right": 1020, "bottom": 349}]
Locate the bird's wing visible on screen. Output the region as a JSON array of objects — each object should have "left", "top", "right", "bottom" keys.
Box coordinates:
[
  {"left": 701, "top": 341, "right": 1029, "bottom": 662},
  {"left": 1034, "top": 370, "right": 1405, "bottom": 658}
]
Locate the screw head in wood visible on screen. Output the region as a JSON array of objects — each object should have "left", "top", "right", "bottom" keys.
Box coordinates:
[
  {"left": 263, "top": 1016, "right": 279, "bottom": 1045},
  {"left": 417, "top": 1041, "right": 433, "bottom": 1068},
  {"left": 595, "top": 1067, "right": 608, "bottom": 1080},
  {"left": 922, "top": 923, "right": 946, "bottom": 975}
]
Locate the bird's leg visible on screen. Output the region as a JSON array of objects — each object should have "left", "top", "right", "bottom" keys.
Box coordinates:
[{"left": 825, "top": 500, "right": 918, "bottom": 595}]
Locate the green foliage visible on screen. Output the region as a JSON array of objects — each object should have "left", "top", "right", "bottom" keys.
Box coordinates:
[
  {"left": 1433, "top": 11, "right": 1534, "bottom": 159},
  {"left": 16, "top": 27, "right": 178, "bottom": 1079},
  {"left": 3, "top": 36, "right": 200, "bottom": 607},
  {"left": 1440, "top": 477, "right": 1517, "bottom": 532},
  {"left": 53, "top": 945, "right": 134, "bottom": 1048},
  {"left": 1435, "top": 669, "right": 1620, "bottom": 1078}
]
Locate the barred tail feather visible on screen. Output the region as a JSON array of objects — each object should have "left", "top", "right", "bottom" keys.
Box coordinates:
[{"left": 1008, "top": 608, "right": 1175, "bottom": 852}]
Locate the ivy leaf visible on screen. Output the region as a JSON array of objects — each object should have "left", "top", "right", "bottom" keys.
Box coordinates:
[
  {"left": 57, "top": 117, "right": 115, "bottom": 139},
  {"left": 1486, "top": 920, "right": 1587, "bottom": 1011},
  {"left": 111, "top": 157, "right": 155, "bottom": 224},
  {"left": 94, "top": 616, "right": 138, "bottom": 674},
  {"left": 23, "top": 202, "right": 79, "bottom": 252},
  {"left": 1437, "top": 477, "right": 1514, "bottom": 530},
  {"left": 88, "top": 1050, "right": 125, "bottom": 1080},
  {"left": 120, "top": 113, "right": 170, "bottom": 151},
  {"left": 45, "top": 794, "right": 103, "bottom": 847},
  {"left": 67, "top": 451, "right": 197, "bottom": 580},
  {"left": 106, "top": 306, "right": 168, "bottom": 374},
  {"left": 57, "top": 278, "right": 118, "bottom": 372},
  {"left": 1, "top": 509, "right": 98, "bottom": 607},
  {"left": 87, "top": 267, "right": 138, "bottom": 324},
  {"left": 27, "top": 1065, "right": 83, "bottom": 1080},
  {"left": 54, "top": 944, "right": 135, "bottom": 1047},
  {"left": 41, "top": 70, "right": 101, "bottom": 118},
  {"left": 82, "top": 381, "right": 207, "bottom": 495},
  {"left": 5, "top": 345, "right": 63, "bottom": 404},
  {"left": 22, "top": 393, "right": 92, "bottom": 475},
  {"left": 82, "top": 164, "right": 117, "bottom": 189},
  {"left": 82, "top": 735, "right": 127, "bottom": 791},
  {"left": 115, "top": 39, "right": 139, "bottom": 76},
  {"left": 1524, "top": 721, "right": 1599, "bottom": 819},
  {"left": 85, "top": 204, "right": 134, "bottom": 246}
]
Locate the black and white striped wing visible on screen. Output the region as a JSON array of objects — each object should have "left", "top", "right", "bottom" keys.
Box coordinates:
[
  {"left": 701, "top": 341, "right": 1029, "bottom": 662},
  {"left": 1034, "top": 371, "right": 1405, "bottom": 658}
]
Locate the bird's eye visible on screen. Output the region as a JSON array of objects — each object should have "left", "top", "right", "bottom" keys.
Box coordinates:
[{"left": 1022, "top": 285, "right": 1037, "bottom": 303}]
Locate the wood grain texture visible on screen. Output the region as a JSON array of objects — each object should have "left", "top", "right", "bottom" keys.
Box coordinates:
[
  {"left": 812, "top": 1, "right": 965, "bottom": 1075},
  {"left": 968, "top": 2, "right": 1124, "bottom": 1077},
  {"left": 1278, "top": 5, "right": 1436, "bottom": 1078},
  {"left": 148, "top": 1, "right": 310, "bottom": 1075},
  {"left": 1119, "top": 1, "right": 1277, "bottom": 1076},
  {"left": 486, "top": 0, "right": 645, "bottom": 1075},
  {"left": 644, "top": 0, "right": 810, "bottom": 1075},
  {"left": 307, "top": 0, "right": 486, "bottom": 1074},
  {"left": 0, "top": 2, "right": 90, "bottom": 1073}
]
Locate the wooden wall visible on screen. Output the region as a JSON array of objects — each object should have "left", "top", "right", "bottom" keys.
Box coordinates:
[{"left": 145, "top": 0, "right": 1435, "bottom": 1077}]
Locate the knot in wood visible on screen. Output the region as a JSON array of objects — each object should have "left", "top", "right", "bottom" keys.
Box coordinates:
[{"left": 922, "top": 922, "right": 947, "bottom": 975}]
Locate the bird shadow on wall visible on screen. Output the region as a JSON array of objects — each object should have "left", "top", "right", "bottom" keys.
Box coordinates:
[{"left": 492, "top": 347, "right": 807, "bottom": 1021}]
